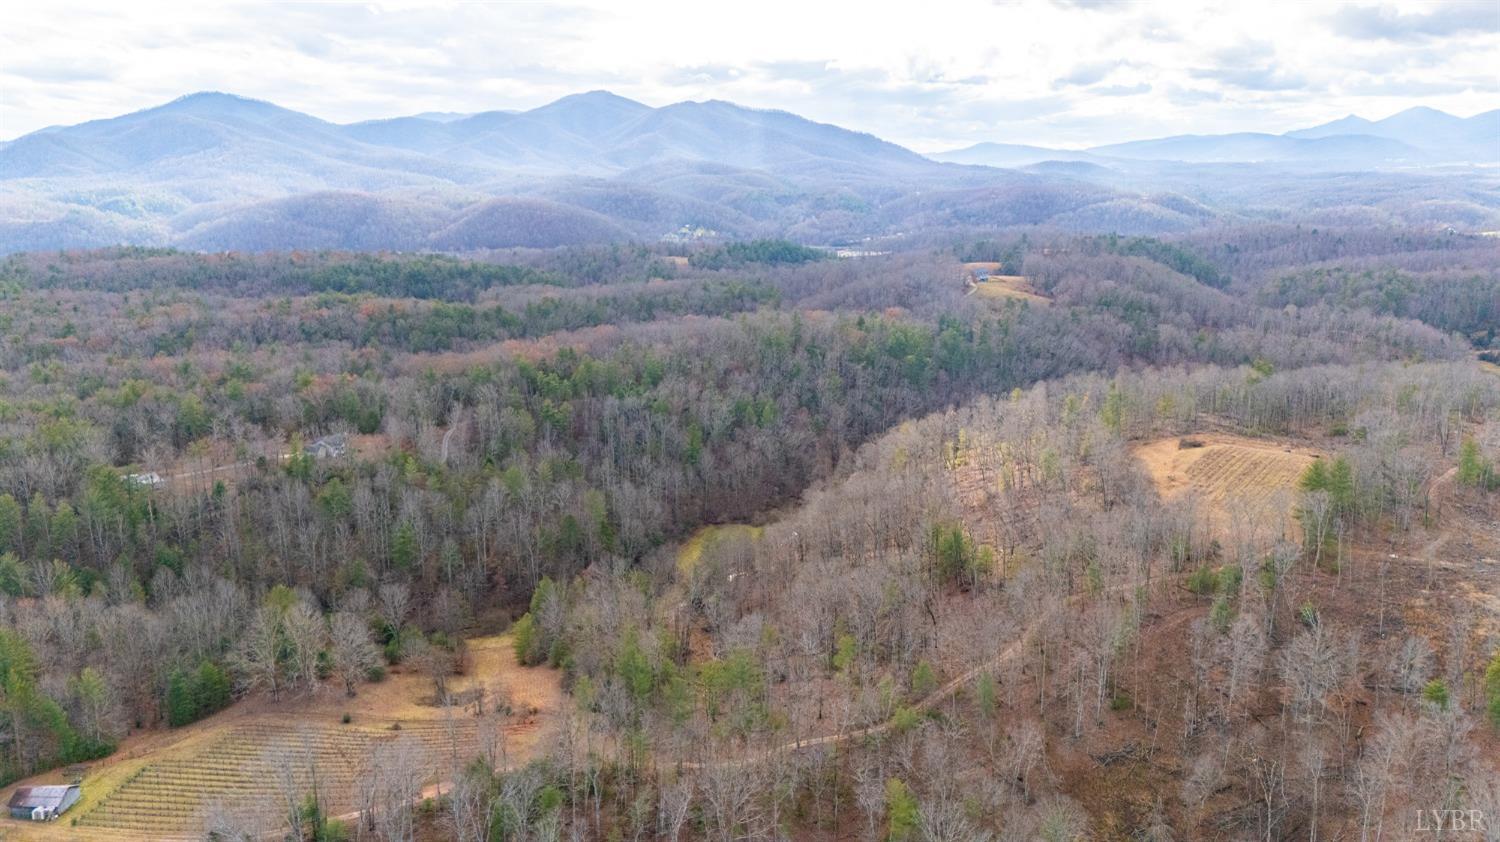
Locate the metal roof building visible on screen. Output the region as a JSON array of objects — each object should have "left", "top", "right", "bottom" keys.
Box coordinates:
[
  {"left": 304, "top": 433, "right": 349, "bottom": 459},
  {"left": 8, "top": 784, "right": 82, "bottom": 821}
]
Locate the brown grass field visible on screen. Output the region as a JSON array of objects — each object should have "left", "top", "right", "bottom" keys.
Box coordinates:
[
  {"left": 973, "top": 275, "right": 1050, "bottom": 304},
  {"left": 962, "top": 263, "right": 1050, "bottom": 305},
  {"left": 1134, "top": 433, "right": 1321, "bottom": 538},
  {"left": 0, "top": 635, "right": 560, "bottom": 841}
]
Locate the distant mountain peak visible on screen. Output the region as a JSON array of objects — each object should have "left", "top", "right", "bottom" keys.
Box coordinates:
[
  {"left": 561, "top": 89, "right": 642, "bottom": 104},
  {"left": 109, "top": 91, "right": 326, "bottom": 133},
  {"left": 1391, "top": 105, "right": 1449, "bottom": 117},
  {"left": 155, "top": 91, "right": 286, "bottom": 115},
  {"left": 406, "top": 111, "right": 476, "bottom": 123},
  {"left": 168, "top": 91, "right": 259, "bottom": 104},
  {"left": 534, "top": 90, "right": 649, "bottom": 113}
]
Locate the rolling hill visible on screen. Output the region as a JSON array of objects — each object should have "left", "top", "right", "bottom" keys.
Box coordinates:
[
  {"left": 933, "top": 106, "right": 1498, "bottom": 169},
  {"left": 1286, "top": 106, "right": 1499, "bottom": 164},
  {"left": 0, "top": 90, "right": 939, "bottom": 185},
  {"left": 1086, "top": 131, "right": 1425, "bottom": 165},
  {"left": 2, "top": 94, "right": 1497, "bottom": 253}
]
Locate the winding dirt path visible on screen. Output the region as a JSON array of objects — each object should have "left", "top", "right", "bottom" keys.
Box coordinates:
[
  {"left": 684, "top": 453, "right": 1470, "bottom": 770},
  {"left": 680, "top": 628, "right": 1038, "bottom": 769},
  {"left": 680, "top": 575, "right": 1154, "bottom": 770}
]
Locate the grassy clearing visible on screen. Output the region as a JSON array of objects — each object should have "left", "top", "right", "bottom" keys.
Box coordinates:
[
  {"left": 676, "top": 523, "right": 763, "bottom": 577},
  {"left": 972, "top": 275, "right": 1049, "bottom": 305}
]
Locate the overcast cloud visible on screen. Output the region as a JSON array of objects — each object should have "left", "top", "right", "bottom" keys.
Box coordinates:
[{"left": 1, "top": 0, "right": 1495, "bottom": 151}]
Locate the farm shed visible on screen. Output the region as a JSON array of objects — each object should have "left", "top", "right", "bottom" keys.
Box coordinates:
[{"left": 8, "top": 785, "right": 82, "bottom": 820}]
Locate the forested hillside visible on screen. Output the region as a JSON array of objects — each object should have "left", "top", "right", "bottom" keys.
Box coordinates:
[{"left": 0, "top": 228, "right": 1495, "bottom": 841}]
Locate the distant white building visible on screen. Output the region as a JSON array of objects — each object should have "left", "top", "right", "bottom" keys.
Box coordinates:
[
  {"left": 125, "top": 472, "right": 165, "bottom": 487},
  {"left": 660, "top": 224, "right": 721, "bottom": 243}
]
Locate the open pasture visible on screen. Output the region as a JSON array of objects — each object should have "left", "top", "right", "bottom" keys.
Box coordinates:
[{"left": 963, "top": 264, "right": 1049, "bottom": 305}]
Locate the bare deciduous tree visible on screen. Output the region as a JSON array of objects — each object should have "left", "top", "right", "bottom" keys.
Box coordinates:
[
  {"left": 445, "top": 768, "right": 492, "bottom": 842},
  {"left": 656, "top": 773, "right": 694, "bottom": 842},
  {"left": 368, "top": 735, "right": 425, "bottom": 842},
  {"left": 701, "top": 757, "right": 768, "bottom": 842},
  {"left": 378, "top": 582, "right": 411, "bottom": 635},
  {"left": 329, "top": 610, "right": 381, "bottom": 697},
  {"left": 282, "top": 601, "right": 326, "bottom": 692},
  {"left": 920, "top": 796, "right": 994, "bottom": 842},
  {"left": 1005, "top": 718, "right": 1047, "bottom": 800},
  {"left": 234, "top": 604, "right": 285, "bottom": 700}
]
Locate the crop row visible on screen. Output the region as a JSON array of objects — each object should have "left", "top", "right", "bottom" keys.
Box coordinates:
[
  {"left": 1185, "top": 448, "right": 1304, "bottom": 503},
  {"left": 78, "top": 719, "right": 485, "bottom": 832}
]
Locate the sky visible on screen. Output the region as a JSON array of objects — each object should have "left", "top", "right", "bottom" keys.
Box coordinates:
[{"left": 1, "top": 0, "right": 1497, "bottom": 151}]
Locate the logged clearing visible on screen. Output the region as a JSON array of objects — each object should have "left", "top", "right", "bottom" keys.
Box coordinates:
[
  {"left": 1134, "top": 433, "right": 1320, "bottom": 534},
  {"left": 0, "top": 635, "right": 560, "bottom": 841}
]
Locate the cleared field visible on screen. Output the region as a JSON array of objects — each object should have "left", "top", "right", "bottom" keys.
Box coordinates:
[
  {"left": 1134, "top": 434, "right": 1320, "bottom": 534},
  {"left": 969, "top": 272, "right": 1049, "bottom": 305},
  {"left": 1, "top": 635, "right": 559, "bottom": 840}
]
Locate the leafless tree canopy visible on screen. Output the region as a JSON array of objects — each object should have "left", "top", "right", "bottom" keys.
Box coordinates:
[{"left": 0, "top": 231, "right": 1495, "bottom": 839}]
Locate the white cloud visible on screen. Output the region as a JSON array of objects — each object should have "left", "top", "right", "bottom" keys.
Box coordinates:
[
  {"left": 1329, "top": 2, "right": 1498, "bottom": 42},
  {"left": 0, "top": 0, "right": 1495, "bottom": 149}
]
